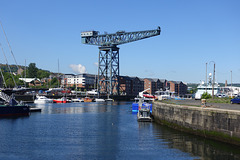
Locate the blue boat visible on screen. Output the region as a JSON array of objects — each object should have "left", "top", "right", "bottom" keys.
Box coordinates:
[
  {"left": 0, "top": 91, "right": 30, "bottom": 117},
  {"left": 132, "top": 98, "right": 152, "bottom": 113}
]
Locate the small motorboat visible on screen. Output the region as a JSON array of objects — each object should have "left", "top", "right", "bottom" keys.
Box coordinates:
[
  {"left": 137, "top": 101, "right": 152, "bottom": 122},
  {"left": 53, "top": 97, "right": 71, "bottom": 103},
  {"left": 83, "top": 97, "right": 93, "bottom": 102},
  {"left": 132, "top": 98, "right": 152, "bottom": 113},
  {"left": 71, "top": 98, "right": 84, "bottom": 102},
  {"left": 133, "top": 97, "right": 153, "bottom": 122},
  {"left": 105, "top": 98, "right": 113, "bottom": 102},
  {"left": 34, "top": 95, "right": 53, "bottom": 104},
  {"left": 95, "top": 98, "right": 105, "bottom": 102}
]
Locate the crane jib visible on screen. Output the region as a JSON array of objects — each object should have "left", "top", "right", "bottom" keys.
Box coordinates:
[{"left": 81, "top": 26, "right": 161, "bottom": 46}]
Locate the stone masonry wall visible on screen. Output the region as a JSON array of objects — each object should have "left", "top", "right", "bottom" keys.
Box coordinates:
[{"left": 153, "top": 102, "right": 240, "bottom": 145}]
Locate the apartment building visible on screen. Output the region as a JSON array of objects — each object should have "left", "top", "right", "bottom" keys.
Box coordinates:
[
  {"left": 131, "top": 77, "right": 144, "bottom": 96},
  {"left": 61, "top": 73, "right": 96, "bottom": 90},
  {"left": 60, "top": 73, "right": 187, "bottom": 97},
  {"left": 167, "top": 81, "right": 187, "bottom": 97},
  {"left": 144, "top": 78, "right": 156, "bottom": 95},
  {"left": 119, "top": 76, "right": 132, "bottom": 95},
  {"left": 143, "top": 78, "right": 166, "bottom": 95}
]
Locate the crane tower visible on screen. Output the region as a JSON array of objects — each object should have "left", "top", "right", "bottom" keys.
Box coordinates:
[{"left": 81, "top": 26, "right": 161, "bottom": 95}]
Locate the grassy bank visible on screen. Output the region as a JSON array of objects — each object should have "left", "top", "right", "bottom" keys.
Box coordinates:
[
  {"left": 206, "top": 97, "right": 231, "bottom": 104},
  {"left": 159, "top": 99, "right": 201, "bottom": 107}
]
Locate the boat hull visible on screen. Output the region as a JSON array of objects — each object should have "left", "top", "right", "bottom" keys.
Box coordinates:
[
  {"left": 84, "top": 97, "right": 93, "bottom": 102},
  {"left": 53, "top": 100, "right": 71, "bottom": 103},
  {"left": 137, "top": 110, "right": 152, "bottom": 122},
  {"left": 132, "top": 102, "right": 152, "bottom": 113},
  {"left": 34, "top": 100, "right": 53, "bottom": 104},
  {"left": 0, "top": 105, "right": 30, "bottom": 117}
]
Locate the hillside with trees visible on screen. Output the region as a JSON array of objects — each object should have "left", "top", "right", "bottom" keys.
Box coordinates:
[{"left": 0, "top": 63, "right": 58, "bottom": 88}]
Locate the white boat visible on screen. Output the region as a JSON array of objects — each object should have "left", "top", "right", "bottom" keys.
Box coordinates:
[
  {"left": 155, "top": 90, "right": 173, "bottom": 100},
  {"left": 86, "top": 89, "right": 98, "bottom": 95},
  {"left": 71, "top": 98, "right": 84, "bottom": 102},
  {"left": 105, "top": 98, "right": 113, "bottom": 102},
  {"left": 137, "top": 98, "right": 152, "bottom": 122},
  {"left": 195, "top": 73, "right": 220, "bottom": 100},
  {"left": 34, "top": 95, "right": 53, "bottom": 104},
  {"left": 95, "top": 98, "right": 105, "bottom": 102}
]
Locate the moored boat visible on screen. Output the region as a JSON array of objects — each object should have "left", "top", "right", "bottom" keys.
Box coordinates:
[
  {"left": 95, "top": 98, "right": 105, "bottom": 102},
  {"left": 71, "top": 98, "right": 84, "bottom": 102},
  {"left": 0, "top": 91, "right": 30, "bottom": 117},
  {"left": 34, "top": 95, "right": 53, "bottom": 104},
  {"left": 0, "top": 105, "right": 30, "bottom": 117},
  {"left": 132, "top": 89, "right": 153, "bottom": 113},
  {"left": 105, "top": 98, "right": 113, "bottom": 102},
  {"left": 195, "top": 73, "right": 220, "bottom": 100},
  {"left": 53, "top": 97, "right": 71, "bottom": 103},
  {"left": 137, "top": 98, "right": 152, "bottom": 122},
  {"left": 84, "top": 97, "right": 93, "bottom": 102}
]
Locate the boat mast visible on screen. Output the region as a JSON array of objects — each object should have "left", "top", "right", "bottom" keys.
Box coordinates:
[
  {"left": 0, "top": 43, "right": 17, "bottom": 88},
  {"left": 24, "top": 59, "right": 26, "bottom": 88},
  {"left": 0, "top": 21, "right": 22, "bottom": 79},
  {"left": 0, "top": 67, "right": 7, "bottom": 88},
  {"left": 58, "top": 59, "right": 59, "bottom": 88}
]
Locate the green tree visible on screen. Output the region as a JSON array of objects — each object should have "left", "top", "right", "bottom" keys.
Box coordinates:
[
  {"left": 37, "top": 70, "right": 50, "bottom": 79},
  {"left": 201, "top": 92, "right": 212, "bottom": 99},
  {"left": 50, "top": 77, "right": 58, "bottom": 88},
  {"left": 28, "top": 63, "right": 38, "bottom": 78}
]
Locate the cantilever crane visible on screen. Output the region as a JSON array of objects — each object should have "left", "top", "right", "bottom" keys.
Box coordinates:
[{"left": 81, "top": 27, "right": 161, "bottom": 95}]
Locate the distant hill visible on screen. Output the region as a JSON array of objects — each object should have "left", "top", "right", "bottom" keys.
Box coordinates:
[
  {"left": 0, "top": 63, "right": 50, "bottom": 73},
  {"left": 188, "top": 82, "right": 240, "bottom": 88},
  {"left": 0, "top": 64, "right": 19, "bottom": 72}
]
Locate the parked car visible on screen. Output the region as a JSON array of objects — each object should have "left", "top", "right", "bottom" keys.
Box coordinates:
[
  {"left": 230, "top": 96, "right": 240, "bottom": 104},
  {"left": 217, "top": 94, "right": 227, "bottom": 98}
]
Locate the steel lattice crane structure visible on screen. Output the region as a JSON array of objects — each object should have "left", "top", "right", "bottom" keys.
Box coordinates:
[{"left": 81, "top": 26, "right": 161, "bottom": 95}]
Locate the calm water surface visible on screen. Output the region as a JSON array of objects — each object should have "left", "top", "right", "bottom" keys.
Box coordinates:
[{"left": 0, "top": 102, "right": 240, "bottom": 160}]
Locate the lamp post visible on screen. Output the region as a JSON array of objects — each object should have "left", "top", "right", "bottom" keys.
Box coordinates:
[
  {"left": 231, "top": 70, "right": 232, "bottom": 98},
  {"left": 209, "top": 61, "right": 215, "bottom": 99},
  {"left": 206, "top": 63, "right": 207, "bottom": 93}
]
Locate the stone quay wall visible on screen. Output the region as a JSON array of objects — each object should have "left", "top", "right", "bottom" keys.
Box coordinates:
[{"left": 152, "top": 102, "right": 240, "bottom": 146}]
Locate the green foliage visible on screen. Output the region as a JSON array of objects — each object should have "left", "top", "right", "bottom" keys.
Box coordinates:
[
  {"left": 37, "top": 70, "right": 50, "bottom": 79},
  {"left": 28, "top": 63, "right": 38, "bottom": 78},
  {"left": 188, "top": 88, "right": 198, "bottom": 94},
  {"left": 1, "top": 63, "right": 52, "bottom": 88},
  {"left": 201, "top": 92, "right": 212, "bottom": 99},
  {"left": 2, "top": 72, "right": 24, "bottom": 88},
  {"left": 0, "top": 64, "right": 18, "bottom": 72},
  {"left": 49, "top": 77, "right": 59, "bottom": 88}
]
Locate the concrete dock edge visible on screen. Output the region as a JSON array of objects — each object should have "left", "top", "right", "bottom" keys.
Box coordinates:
[{"left": 152, "top": 101, "right": 240, "bottom": 146}]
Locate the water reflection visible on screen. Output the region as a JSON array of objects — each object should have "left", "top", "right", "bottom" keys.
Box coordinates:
[
  {"left": 32, "top": 102, "right": 116, "bottom": 114},
  {"left": 152, "top": 123, "right": 240, "bottom": 160}
]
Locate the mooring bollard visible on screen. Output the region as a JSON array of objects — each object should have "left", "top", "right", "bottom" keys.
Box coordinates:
[{"left": 201, "top": 99, "right": 206, "bottom": 107}]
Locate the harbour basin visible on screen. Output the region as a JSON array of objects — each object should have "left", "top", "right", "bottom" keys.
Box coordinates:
[{"left": 0, "top": 102, "right": 240, "bottom": 159}]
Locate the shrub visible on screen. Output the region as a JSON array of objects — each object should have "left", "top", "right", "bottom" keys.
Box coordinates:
[{"left": 201, "top": 92, "right": 212, "bottom": 99}]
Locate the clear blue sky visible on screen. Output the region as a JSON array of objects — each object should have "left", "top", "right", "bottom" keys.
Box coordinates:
[{"left": 0, "top": 0, "right": 239, "bottom": 83}]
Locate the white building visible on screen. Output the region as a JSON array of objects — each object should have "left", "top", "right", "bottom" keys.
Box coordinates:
[{"left": 61, "top": 74, "right": 96, "bottom": 90}]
